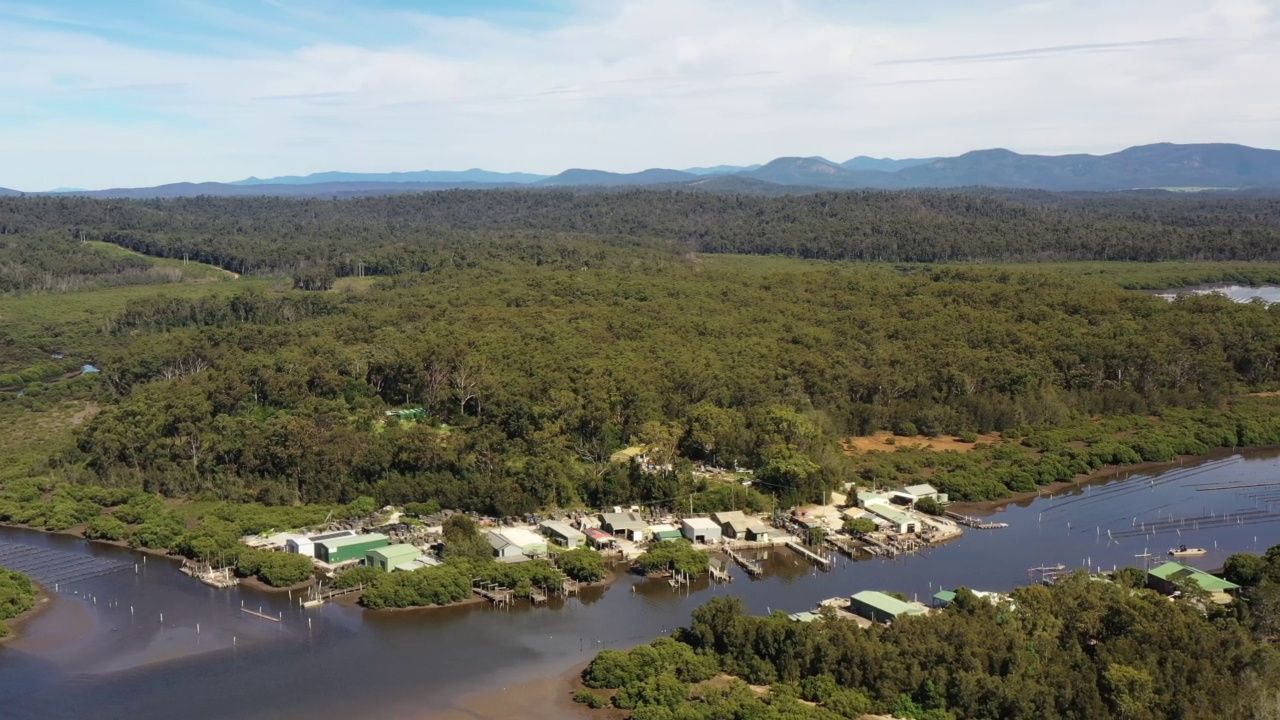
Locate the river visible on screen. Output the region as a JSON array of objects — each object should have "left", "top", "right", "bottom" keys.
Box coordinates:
[{"left": 2, "top": 450, "right": 1279, "bottom": 720}]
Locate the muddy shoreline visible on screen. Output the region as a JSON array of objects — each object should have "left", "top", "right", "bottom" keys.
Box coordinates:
[
  {"left": 420, "top": 660, "right": 601, "bottom": 720},
  {"left": 0, "top": 583, "right": 53, "bottom": 644}
]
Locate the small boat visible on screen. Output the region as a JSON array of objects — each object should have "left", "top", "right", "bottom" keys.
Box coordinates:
[{"left": 1169, "top": 545, "right": 1207, "bottom": 557}]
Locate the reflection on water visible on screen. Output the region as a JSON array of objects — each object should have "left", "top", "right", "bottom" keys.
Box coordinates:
[
  {"left": 1153, "top": 284, "right": 1280, "bottom": 304},
  {"left": 2, "top": 450, "right": 1279, "bottom": 720}
]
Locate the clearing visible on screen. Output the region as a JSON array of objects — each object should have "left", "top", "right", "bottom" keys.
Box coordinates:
[{"left": 842, "top": 432, "right": 1003, "bottom": 455}]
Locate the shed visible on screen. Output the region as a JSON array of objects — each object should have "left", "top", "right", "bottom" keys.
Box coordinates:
[
  {"left": 314, "top": 533, "right": 389, "bottom": 564},
  {"left": 1148, "top": 562, "right": 1241, "bottom": 603},
  {"left": 394, "top": 555, "right": 442, "bottom": 571},
  {"left": 493, "top": 527, "right": 548, "bottom": 556},
  {"left": 488, "top": 532, "right": 525, "bottom": 561},
  {"left": 681, "top": 517, "right": 722, "bottom": 544},
  {"left": 649, "top": 524, "right": 682, "bottom": 542},
  {"left": 584, "top": 528, "right": 616, "bottom": 550},
  {"left": 601, "top": 512, "right": 648, "bottom": 541},
  {"left": 788, "top": 611, "right": 821, "bottom": 623},
  {"left": 903, "top": 483, "right": 947, "bottom": 504},
  {"left": 745, "top": 523, "right": 772, "bottom": 542},
  {"left": 865, "top": 502, "right": 918, "bottom": 534},
  {"left": 849, "top": 590, "right": 928, "bottom": 624},
  {"left": 610, "top": 446, "right": 647, "bottom": 464},
  {"left": 288, "top": 529, "right": 355, "bottom": 557},
  {"left": 366, "top": 544, "right": 421, "bottom": 571},
  {"left": 539, "top": 521, "right": 587, "bottom": 549},
  {"left": 711, "top": 511, "right": 752, "bottom": 539}
]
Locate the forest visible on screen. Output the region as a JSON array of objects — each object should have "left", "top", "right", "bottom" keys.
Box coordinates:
[
  {"left": 0, "top": 568, "right": 36, "bottom": 637},
  {"left": 577, "top": 563, "right": 1280, "bottom": 719},
  {"left": 2, "top": 190, "right": 1280, "bottom": 546}
]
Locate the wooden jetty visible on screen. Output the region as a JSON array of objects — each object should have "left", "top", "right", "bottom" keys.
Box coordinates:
[
  {"left": 709, "top": 558, "right": 731, "bottom": 583},
  {"left": 946, "top": 512, "right": 1008, "bottom": 529},
  {"left": 1028, "top": 564, "right": 1069, "bottom": 585},
  {"left": 181, "top": 559, "right": 239, "bottom": 588},
  {"left": 529, "top": 587, "right": 548, "bottom": 604},
  {"left": 241, "top": 607, "right": 281, "bottom": 622},
  {"left": 473, "top": 582, "right": 515, "bottom": 607},
  {"left": 725, "top": 547, "right": 764, "bottom": 577},
  {"left": 823, "top": 534, "right": 864, "bottom": 557},
  {"left": 785, "top": 540, "right": 832, "bottom": 568},
  {"left": 302, "top": 582, "right": 361, "bottom": 607}
]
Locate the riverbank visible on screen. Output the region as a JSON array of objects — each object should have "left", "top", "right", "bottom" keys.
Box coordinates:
[
  {"left": 948, "top": 445, "right": 1279, "bottom": 515},
  {"left": 0, "top": 583, "right": 51, "bottom": 644}
]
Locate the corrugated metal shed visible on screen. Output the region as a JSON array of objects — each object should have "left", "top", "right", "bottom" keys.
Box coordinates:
[
  {"left": 315, "top": 533, "right": 389, "bottom": 564},
  {"left": 850, "top": 590, "right": 928, "bottom": 623},
  {"left": 366, "top": 544, "right": 421, "bottom": 571}
]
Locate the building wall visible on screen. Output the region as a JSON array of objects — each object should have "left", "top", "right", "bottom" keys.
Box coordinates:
[
  {"left": 320, "top": 538, "right": 389, "bottom": 564},
  {"left": 850, "top": 597, "right": 895, "bottom": 624}
]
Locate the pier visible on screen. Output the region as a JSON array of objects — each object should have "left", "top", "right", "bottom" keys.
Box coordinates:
[
  {"left": 724, "top": 547, "right": 764, "bottom": 577},
  {"left": 241, "top": 607, "right": 281, "bottom": 622},
  {"left": 946, "top": 512, "right": 1009, "bottom": 529},
  {"left": 823, "top": 534, "right": 865, "bottom": 557},
  {"left": 785, "top": 540, "right": 832, "bottom": 568},
  {"left": 473, "top": 581, "right": 515, "bottom": 607}
]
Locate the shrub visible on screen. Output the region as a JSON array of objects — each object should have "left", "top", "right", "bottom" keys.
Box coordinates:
[
  {"left": 85, "top": 515, "right": 129, "bottom": 541},
  {"left": 573, "top": 690, "right": 607, "bottom": 709},
  {"left": 558, "top": 547, "right": 606, "bottom": 582}
]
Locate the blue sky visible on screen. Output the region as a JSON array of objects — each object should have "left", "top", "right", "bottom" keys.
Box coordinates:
[{"left": 1, "top": 0, "right": 1276, "bottom": 190}]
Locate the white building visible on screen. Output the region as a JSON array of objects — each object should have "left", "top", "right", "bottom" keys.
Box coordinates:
[{"left": 681, "top": 517, "right": 722, "bottom": 544}]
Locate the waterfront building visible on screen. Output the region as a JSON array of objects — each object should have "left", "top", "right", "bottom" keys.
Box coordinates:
[
  {"left": 538, "top": 520, "right": 587, "bottom": 549},
  {"left": 711, "top": 511, "right": 751, "bottom": 539},
  {"left": 680, "top": 517, "right": 722, "bottom": 544},
  {"left": 849, "top": 590, "right": 929, "bottom": 624},
  {"left": 366, "top": 544, "right": 421, "bottom": 571},
  {"left": 287, "top": 529, "right": 355, "bottom": 557},
  {"left": 601, "top": 512, "right": 648, "bottom": 541},
  {"left": 314, "top": 533, "right": 390, "bottom": 564},
  {"left": 1147, "top": 561, "right": 1241, "bottom": 604},
  {"left": 648, "top": 524, "right": 683, "bottom": 542}
]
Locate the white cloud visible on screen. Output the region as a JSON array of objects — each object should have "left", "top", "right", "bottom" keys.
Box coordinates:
[{"left": 0, "top": 0, "right": 1277, "bottom": 189}]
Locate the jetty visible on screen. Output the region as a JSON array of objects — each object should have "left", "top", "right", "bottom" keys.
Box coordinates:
[
  {"left": 473, "top": 581, "right": 515, "bottom": 607},
  {"left": 180, "top": 559, "right": 239, "bottom": 588},
  {"left": 823, "top": 534, "right": 865, "bottom": 557},
  {"left": 241, "top": 607, "right": 281, "bottom": 622},
  {"left": 785, "top": 540, "right": 832, "bottom": 569},
  {"left": 1028, "top": 564, "right": 1069, "bottom": 585},
  {"left": 301, "top": 582, "right": 362, "bottom": 607},
  {"left": 946, "top": 512, "right": 1008, "bottom": 529},
  {"left": 724, "top": 547, "right": 764, "bottom": 577}
]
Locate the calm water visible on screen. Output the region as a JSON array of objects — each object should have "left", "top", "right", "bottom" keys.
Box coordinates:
[
  {"left": 1154, "top": 284, "right": 1280, "bottom": 304},
  {"left": 2, "top": 451, "right": 1279, "bottom": 719}
]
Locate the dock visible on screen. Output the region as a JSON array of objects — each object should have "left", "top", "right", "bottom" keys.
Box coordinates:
[
  {"left": 473, "top": 582, "right": 515, "bottom": 607},
  {"left": 709, "top": 558, "right": 731, "bottom": 583},
  {"left": 946, "top": 512, "right": 1008, "bottom": 529},
  {"left": 724, "top": 547, "right": 764, "bottom": 577},
  {"left": 785, "top": 540, "right": 832, "bottom": 569},
  {"left": 241, "top": 607, "right": 281, "bottom": 622},
  {"left": 822, "top": 534, "right": 864, "bottom": 557}
]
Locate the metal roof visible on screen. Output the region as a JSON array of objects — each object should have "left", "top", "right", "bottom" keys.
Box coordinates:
[
  {"left": 311, "top": 530, "right": 357, "bottom": 542},
  {"left": 494, "top": 527, "right": 546, "bottom": 549},
  {"left": 317, "top": 533, "right": 388, "bottom": 549},
  {"left": 584, "top": 528, "right": 614, "bottom": 541},
  {"left": 1149, "top": 562, "right": 1240, "bottom": 591},
  {"left": 903, "top": 484, "right": 939, "bottom": 496},
  {"left": 601, "top": 512, "right": 647, "bottom": 529},
  {"left": 539, "top": 521, "right": 586, "bottom": 539},
  {"left": 851, "top": 590, "right": 928, "bottom": 618},
  {"left": 366, "top": 543, "right": 420, "bottom": 560},
  {"left": 681, "top": 517, "right": 720, "bottom": 530}
]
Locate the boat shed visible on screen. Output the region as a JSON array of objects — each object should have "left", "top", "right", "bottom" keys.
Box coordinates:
[
  {"left": 711, "top": 511, "right": 752, "bottom": 539},
  {"left": 745, "top": 522, "right": 773, "bottom": 542},
  {"left": 1148, "top": 562, "right": 1241, "bottom": 604},
  {"left": 903, "top": 483, "right": 947, "bottom": 504},
  {"left": 584, "top": 528, "right": 616, "bottom": 550},
  {"left": 288, "top": 529, "right": 355, "bottom": 557},
  {"left": 601, "top": 512, "right": 648, "bottom": 541},
  {"left": 366, "top": 544, "right": 421, "bottom": 571},
  {"left": 488, "top": 532, "right": 526, "bottom": 561},
  {"left": 865, "top": 502, "right": 918, "bottom": 534},
  {"left": 649, "top": 524, "right": 683, "bottom": 542},
  {"left": 681, "top": 517, "right": 722, "bottom": 544},
  {"left": 492, "top": 527, "right": 548, "bottom": 557},
  {"left": 539, "top": 521, "right": 587, "bottom": 549},
  {"left": 394, "top": 555, "right": 441, "bottom": 571},
  {"left": 849, "top": 590, "right": 928, "bottom": 624},
  {"left": 314, "top": 533, "right": 389, "bottom": 564}
]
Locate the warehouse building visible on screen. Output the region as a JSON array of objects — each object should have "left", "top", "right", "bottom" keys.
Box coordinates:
[
  {"left": 601, "top": 512, "right": 649, "bottom": 541},
  {"left": 849, "top": 590, "right": 928, "bottom": 624},
  {"left": 711, "top": 511, "right": 751, "bottom": 539},
  {"left": 681, "top": 517, "right": 722, "bottom": 544},
  {"left": 1148, "top": 562, "right": 1241, "bottom": 604},
  {"left": 648, "top": 523, "right": 683, "bottom": 542},
  {"left": 365, "top": 544, "right": 422, "bottom": 571},
  {"left": 584, "top": 528, "right": 616, "bottom": 550},
  {"left": 486, "top": 527, "right": 549, "bottom": 560},
  {"left": 314, "top": 533, "right": 389, "bottom": 564},
  {"left": 287, "top": 529, "right": 355, "bottom": 557},
  {"left": 539, "top": 520, "right": 587, "bottom": 549}
]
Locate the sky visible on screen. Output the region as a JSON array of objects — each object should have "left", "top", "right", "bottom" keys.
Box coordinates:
[{"left": 1, "top": 0, "right": 1277, "bottom": 190}]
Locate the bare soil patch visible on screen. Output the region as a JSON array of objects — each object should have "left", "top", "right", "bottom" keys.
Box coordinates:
[{"left": 842, "top": 432, "right": 1002, "bottom": 455}]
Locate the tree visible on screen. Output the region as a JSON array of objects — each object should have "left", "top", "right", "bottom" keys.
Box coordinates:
[
  {"left": 1225, "top": 552, "right": 1267, "bottom": 587},
  {"left": 915, "top": 497, "right": 944, "bottom": 516},
  {"left": 557, "top": 547, "right": 606, "bottom": 582},
  {"left": 843, "top": 518, "right": 877, "bottom": 536}
]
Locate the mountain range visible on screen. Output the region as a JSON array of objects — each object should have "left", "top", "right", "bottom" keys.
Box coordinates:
[{"left": 12, "top": 143, "right": 1280, "bottom": 198}]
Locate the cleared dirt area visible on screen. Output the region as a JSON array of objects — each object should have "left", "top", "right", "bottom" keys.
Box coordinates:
[{"left": 842, "top": 432, "right": 1002, "bottom": 455}]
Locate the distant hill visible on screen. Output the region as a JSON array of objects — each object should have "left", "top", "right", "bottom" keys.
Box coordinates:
[
  {"left": 537, "top": 168, "right": 698, "bottom": 186},
  {"left": 0, "top": 187, "right": 22, "bottom": 196},
  {"left": 232, "top": 169, "right": 546, "bottom": 185},
  {"left": 24, "top": 143, "right": 1280, "bottom": 198},
  {"left": 62, "top": 180, "right": 521, "bottom": 199},
  {"left": 738, "top": 157, "right": 897, "bottom": 188},
  {"left": 682, "top": 164, "right": 762, "bottom": 175},
  {"left": 841, "top": 156, "right": 938, "bottom": 172}
]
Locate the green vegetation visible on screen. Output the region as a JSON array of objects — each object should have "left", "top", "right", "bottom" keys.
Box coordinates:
[
  {"left": 7, "top": 192, "right": 1280, "bottom": 574},
  {"left": 234, "top": 548, "right": 316, "bottom": 587},
  {"left": 0, "top": 568, "right": 37, "bottom": 637},
  {"left": 635, "top": 540, "right": 710, "bottom": 577},
  {"left": 583, "top": 569, "right": 1280, "bottom": 719},
  {"left": 557, "top": 547, "right": 606, "bottom": 582},
  {"left": 842, "top": 517, "right": 877, "bottom": 535}
]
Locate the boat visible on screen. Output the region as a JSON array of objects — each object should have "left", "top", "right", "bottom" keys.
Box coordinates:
[{"left": 1169, "top": 545, "right": 1207, "bottom": 557}]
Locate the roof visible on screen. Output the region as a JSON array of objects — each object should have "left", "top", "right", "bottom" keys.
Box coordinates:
[
  {"left": 865, "top": 502, "right": 916, "bottom": 526},
  {"left": 495, "top": 527, "right": 546, "bottom": 549},
  {"left": 367, "top": 544, "right": 420, "bottom": 560},
  {"left": 1149, "top": 562, "right": 1241, "bottom": 592},
  {"left": 310, "top": 530, "right": 357, "bottom": 542},
  {"left": 851, "top": 590, "right": 928, "bottom": 618},
  {"left": 711, "top": 511, "right": 748, "bottom": 525},
  {"left": 394, "top": 556, "right": 440, "bottom": 571},
  {"left": 610, "top": 446, "right": 646, "bottom": 462},
  {"left": 317, "top": 533, "right": 388, "bottom": 549},
  {"left": 788, "top": 611, "right": 821, "bottom": 623},
  {"left": 903, "top": 484, "right": 939, "bottom": 496},
  {"left": 539, "top": 521, "right": 586, "bottom": 540},
  {"left": 584, "top": 528, "right": 614, "bottom": 542},
  {"left": 681, "top": 517, "right": 720, "bottom": 530},
  {"left": 746, "top": 523, "right": 771, "bottom": 535},
  {"left": 933, "top": 590, "right": 957, "bottom": 604},
  {"left": 601, "top": 512, "right": 647, "bottom": 530},
  {"left": 488, "top": 533, "right": 515, "bottom": 551},
  {"left": 649, "top": 523, "right": 680, "bottom": 534}
]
